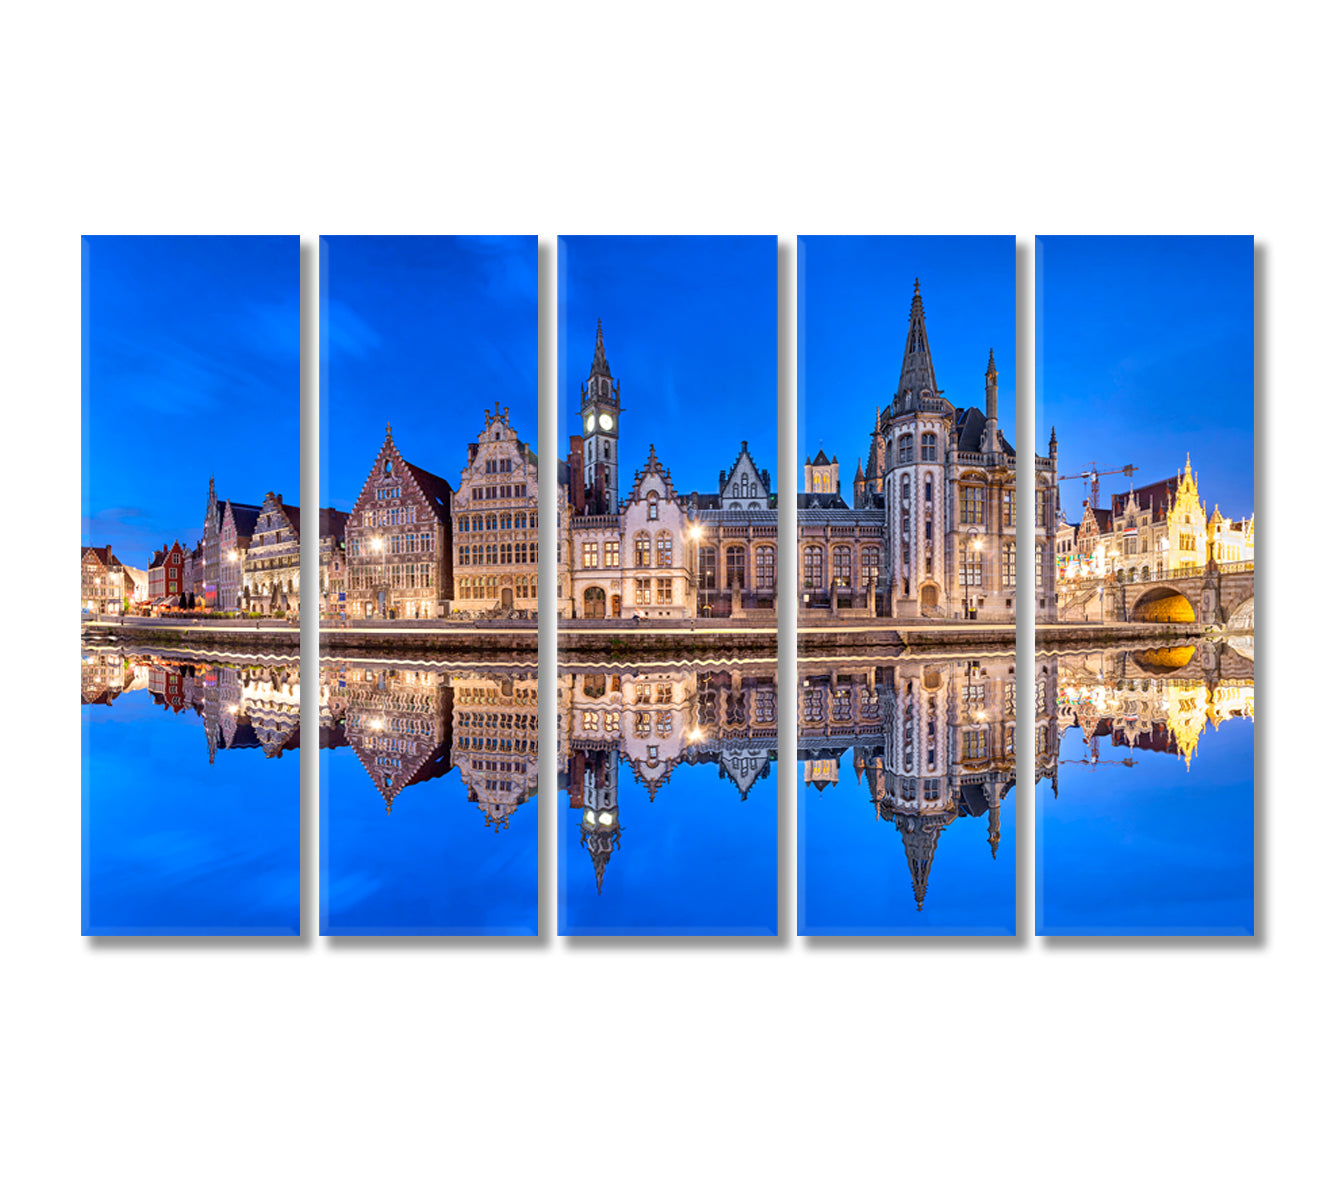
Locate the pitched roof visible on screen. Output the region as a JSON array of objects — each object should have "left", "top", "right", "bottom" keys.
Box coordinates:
[
  {"left": 797, "top": 493, "right": 851, "bottom": 510},
  {"left": 402, "top": 460, "right": 454, "bottom": 524},
  {"left": 81, "top": 546, "right": 122, "bottom": 568},
  {"left": 811, "top": 448, "right": 831, "bottom": 467},
  {"left": 953, "top": 405, "right": 1015, "bottom": 455},
  {"left": 225, "top": 502, "right": 263, "bottom": 539},
  {"left": 1111, "top": 477, "right": 1178, "bottom": 521},
  {"left": 320, "top": 507, "right": 350, "bottom": 541}
]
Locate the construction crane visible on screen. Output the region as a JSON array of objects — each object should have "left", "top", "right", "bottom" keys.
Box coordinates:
[{"left": 1057, "top": 461, "right": 1137, "bottom": 508}]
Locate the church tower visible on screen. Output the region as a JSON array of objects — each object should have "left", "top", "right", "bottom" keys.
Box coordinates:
[
  {"left": 580, "top": 320, "right": 621, "bottom": 511},
  {"left": 579, "top": 747, "right": 621, "bottom": 894}
]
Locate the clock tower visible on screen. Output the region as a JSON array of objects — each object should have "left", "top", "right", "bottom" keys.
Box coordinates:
[{"left": 580, "top": 319, "right": 621, "bottom": 510}]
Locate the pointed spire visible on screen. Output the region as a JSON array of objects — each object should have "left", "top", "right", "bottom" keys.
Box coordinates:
[
  {"left": 590, "top": 318, "right": 610, "bottom": 377},
  {"left": 897, "top": 279, "right": 938, "bottom": 402},
  {"left": 987, "top": 347, "right": 996, "bottom": 375},
  {"left": 854, "top": 456, "right": 864, "bottom": 482}
]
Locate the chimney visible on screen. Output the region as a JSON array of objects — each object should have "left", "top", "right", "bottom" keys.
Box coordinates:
[{"left": 593, "top": 461, "right": 608, "bottom": 515}]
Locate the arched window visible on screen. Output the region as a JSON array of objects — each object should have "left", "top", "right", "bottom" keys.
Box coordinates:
[
  {"left": 634, "top": 532, "right": 651, "bottom": 567},
  {"left": 698, "top": 546, "right": 717, "bottom": 590},
  {"left": 861, "top": 546, "right": 880, "bottom": 587},
  {"left": 921, "top": 433, "right": 937, "bottom": 461},
  {"left": 803, "top": 545, "right": 824, "bottom": 589},
  {"left": 726, "top": 546, "right": 746, "bottom": 589},
  {"left": 901, "top": 478, "right": 910, "bottom": 502},
  {"left": 832, "top": 545, "right": 852, "bottom": 587},
  {"left": 755, "top": 545, "right": 775, "bottom": 589},
  {"left": 646, "top": 490, "right": 659, "bottom": 520},
  {"left": 656, "top": 532, "right": 672, "bottom": 567},
  {"left": 898, "top": 435, "right": 914, "bottom": 464}
]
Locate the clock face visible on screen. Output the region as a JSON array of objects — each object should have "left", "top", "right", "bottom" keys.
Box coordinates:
[
  {"left": 598, "top": 412, "right": 614, "bottom": 432},
  {"left": 584, "top": 413, "right": 596, "bottom": 433}
]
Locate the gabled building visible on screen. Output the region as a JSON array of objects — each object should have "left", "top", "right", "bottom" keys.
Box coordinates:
[
  {"left": 147, "top": 540, "right": 187, "bottom": 605},
  {"left": 319, "top": 506, "right": 351, "bottom": 617},
  {"left": 220, "top": 499, "right": 263, "bottom": 610},
  {"left": 81, "top": 545, "right": 126, "bottom": 614},
  {"left": 345, "top": 426, "right": 453, "bottom": 619},
  {"left": 247, "top": 492, "right": 302, "bottom": 613},
  {"left": 451, "top": 404, "right": 539, "bottom": 616}
]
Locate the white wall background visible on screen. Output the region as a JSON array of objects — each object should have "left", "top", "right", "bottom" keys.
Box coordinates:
[{"left": 5, "top": 4, "right": 1322, "bottom": 1197}]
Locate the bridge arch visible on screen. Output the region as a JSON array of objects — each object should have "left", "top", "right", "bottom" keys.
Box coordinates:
[
  {"left": 1130, "top": 586, "right": 1197, "bottom": 624},
  {"left": 1226, "top": 595, "right": 1254, "bottom": 632}
]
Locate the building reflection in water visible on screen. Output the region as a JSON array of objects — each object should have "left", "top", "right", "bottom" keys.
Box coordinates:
[
  {"left": 801, "top": 656, "right": 1016, "bottom": 920},
  {"left": 81, "top": 652, "right": 542, "bottom": 830},
  {"left": 1038, "top": 638, "right": 1254, "bottom": 777},
  {"left": 325, "top": 662, "right": 539, "bottom": 827},
  {"left": 560, "top": 667, "right": 777, "bottom": 895},
  {"left": 1036, "top": 637, "right": 1255, "bottom": 936},
  {"left": 82, "top": 650, "right": 306, "bottom": 761}
]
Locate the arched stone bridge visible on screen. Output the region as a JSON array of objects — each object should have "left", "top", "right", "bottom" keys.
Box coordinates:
[{"left": 1115, "top": 562, "right": 1253, "bottom": 630}]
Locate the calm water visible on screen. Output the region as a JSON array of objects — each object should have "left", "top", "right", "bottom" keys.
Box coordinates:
[
  {"left": 81, "top": 652, "right": 300, "bottom": 935},
  {"left": 320, "top": 661, "right": 538, "bottom": 935},
  {"left": 558, "top": 666, "right": 778, "bottom": 935},
  {"left": 1035, "top": 639, "right": 1254, "bottom": 935},
  {"left": 799, "top": 656, "right": 1017, "bottom": 935}
]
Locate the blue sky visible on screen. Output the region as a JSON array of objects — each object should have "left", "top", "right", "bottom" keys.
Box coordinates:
[
  {"left": 559, "top": 236, "right": 776, "bottom": 493},
  {"left": 82, "top": 236, "right": 299, "bottom": 565},
  {"left": 801, "top": 770, "right": 1015, "bottom": 935},
  {"left": 322, "top": 744, "right": 538, "bottom": 935},
  {"left": 1038, "top": 235, "right": 1254, "bottom": 519},
  {"left": 800, "top": 236, "right": 1016, "bottom": 488},
  {"left": 83, "top": 688, "right": 299, "bottom": 935},
  {"left": 322, "top": 236, "right": 537, "bottom": 512},
  {"left": 1038, "top": 717, "right": 1254, "bottom": 935},
  {"left": 559, "top": 757, "right": 777, "bottom": 935}
]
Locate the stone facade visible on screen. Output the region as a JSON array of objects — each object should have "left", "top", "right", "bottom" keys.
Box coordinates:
[
  {"left": 855, "top": 284, "right": 1052, "bottom": 622},
  {"left": 246, "top": 492, "right": 302, "bottom": 613},
  {"left": 451, "top": 405, "right": 539, "bottom": 616},
  {"left": 345, "top": 427, "right": 453, "bottom": 619},
  {"left": 220, "top": 500, "right": 262, "bottom": 610},
  {"left": 81, "top": 545, "right": 126, "bottom": 614}
]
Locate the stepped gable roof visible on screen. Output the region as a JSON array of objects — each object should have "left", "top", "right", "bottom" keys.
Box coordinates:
[
  {"left": 402, "top": 460, "right": 454, "bottom": 523},
  {"left": 954, "top": 405, "right": 1015, "bottom": 455},
  {"left": 1082, "top": 506, "right": 1113, "bottom": 534},
  {"left": 720, "top": 440, "right": 771, "bottom": 492}
]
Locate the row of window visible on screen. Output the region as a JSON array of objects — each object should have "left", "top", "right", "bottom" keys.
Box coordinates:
[
  {"left": 350, "top": 532, "right": 436, "bottom": 556},
  {"left": 348, "top": 563, "right": 434, "bottom": 590},
  {"left": 459, "top": 542, "right": 538, "bottom": 565},
  {"left": 458, "top": 575, "right": 536, "bottom": 600},
  {"left": 482, "top": 458, "right": 514, "bottom": 475},
  {"left": 633, "top": 578, "right": 677, "bottom": 605},
  {"left": 360, "top": 506, "right": 418, "bottom": 528},
  {"left": 469, "top": 483, "right": 528, "bottom": 501},
  {"left": 897, "top": 433, "right": 939, "bottom": 463},
  {"left": 802, "top": 545, "right": 881, "bottom": 589},
  {"left": 697, "top": 545, "right": 776, "bottom": 590},
  {"left": 458, "top": 511, "right": 534, "bottom": 533}
]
